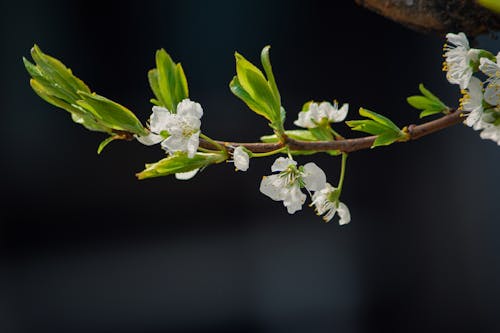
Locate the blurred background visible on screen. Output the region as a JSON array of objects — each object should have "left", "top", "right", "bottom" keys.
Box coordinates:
[{"left": 1, "top": 1, "right": 500, "bottom": 332}]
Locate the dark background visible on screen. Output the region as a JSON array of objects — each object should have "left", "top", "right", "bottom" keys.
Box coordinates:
[{"left": 1, "top": 1, "right": 500, "bottom": 332}]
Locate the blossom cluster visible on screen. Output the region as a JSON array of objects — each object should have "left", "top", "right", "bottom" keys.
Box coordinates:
[
  {"left": 137, "top": 99, "right": 351, "bottom": 224},
  {"left": 443, "top": 32, "right": 500, "bottom": 145}
]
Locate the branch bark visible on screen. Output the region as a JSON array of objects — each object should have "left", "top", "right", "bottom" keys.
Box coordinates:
[
  {"left": 199, "top": 109, "right": 464, "bottom": 154},
  {"left": 355, "top": 0, "right": 500, "bottom": 36}
]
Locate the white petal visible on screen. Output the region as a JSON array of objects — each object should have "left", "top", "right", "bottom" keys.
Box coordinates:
[
  {"left": 328, "top": 103, "right": 349, "bottom": 123},
  {"left": 480, "top": 125, "right": 500, "bottom": 145},
  {"left": 446, "top": 32, "right": 469, "bottom": 49},
  {"left": 282, "top": 184, "right": 306, "bottom": 214},
  {"left": 484, "top": 83, "right": 500, "bottom": 106},
  {"left": 302, "top": 162, "right": 327, "bottom": 192},
  {"left": 479, "top": 57, "right": 500, "bottom": 78},
  {"left": 337, "top": 202, "right": 351, "bottom": 225},
  {"left": 186, "top": 133, "right": 200, "bottom": 158},
  {"left": 175, "top": 169, "right": 199, "bottom": 180},
  {"left": 294, "top": 110, "right": 315, "bottom": 128},
  {"left": 260, "top": 175, "right": 286, "bottom": 201},
  {"left": 464, "top": 108, "right": 482, "bottom": 128},
  {"left": 136, "top": 133, "right": 164, "bottom": 146},
  {"left": 150, "top": 106, "right": 172, "bottom": 133},
  {"left": 177, "top": 99, "right": 203, "bottom": 119},
  {"left": 162, "top": 135, "right": 188, "bottom": 154},
  {"left": 271, "top": 157, "right": 296, "bottom": 172},
  {"left": 233, "top": 146, "right": 250, "bottom": 171}
]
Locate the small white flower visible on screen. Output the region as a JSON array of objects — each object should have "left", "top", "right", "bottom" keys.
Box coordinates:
[
  {"left": 479, "top": 53, "right": 500, "bottom": 106},
  {"left": 233, "top": 146, "right": 250, "bottom": 171},
  {"left": 294, "top": 101, "right": 348, "bottom": 129},
  {"left": 137, "top": 99, "right": 203, "bottom": 158},
  {"left": 259, "top": 157, "right": 326, "bottom": 214},
  {"left": 479, "top": 124, "right": 500, "bottom": 145},
  {"left": 310, "top": 183, "right": 351, "bottom": 225},
  {"left": 443, "top": 32, "right": 479, "bottom": 89},
  {"left": 461, "top": 77, "right": 484, "bottom": 130}
]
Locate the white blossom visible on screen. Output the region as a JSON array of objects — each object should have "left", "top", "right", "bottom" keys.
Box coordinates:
[
  {"left": 294, "top": 101, "right": 348, "bottom": 129},
  {"left": 461, "top": 77, "right": 484, "bottom": 130},
  {"left": 260, "top": 157, "right": 326, "bottom": 214},
  {"left": 137, "top": 99, "right": 203, "bottom": 158},
  {"left": 443, "top": 32, "right": 479, "bottom": 89},
  {"left": 479, "top": 53, "right": 500, "bottom": 106},
  {"left": 233, "top": 146, "right": 250, "bottom": 171},
  {"left": 479, "top": 124, "right": 500, "bottom": 145},
  {"left": 310, "top": 183, "right": 351, "bottom": 224}
]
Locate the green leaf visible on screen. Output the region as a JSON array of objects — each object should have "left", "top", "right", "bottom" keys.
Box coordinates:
[
  {"left": 372, "top": 131, "right": 402, "bottom": 148},
  {"left": 347, "top": 108, "right": 405, "bottom": 148},
  {"left": 260, "top": 46, "right": 281, "bottom": 107},
  {"left": 235, "top": 52, "right": 277, "bottom": 113},
  {"left": 97, "top": 135, "right": 120, "bottom": 154},
  {"left": 407, "top": 96, "right": 435, "bottom": 110},
  {"left": 149, "top": 49, "right": 189, "bottom": 112},
  {"left": 261, "top": 130, "right": 317, "bottom": 142},
  {"left": 309, "top": 127, "right": 333, "bottom": 141},
  {"left": 407, "top": 84, "right": 449, "bottom": 118},
  {"left": 418, "top": 83, "right": 442, "bottom": 104},
  {"left": 77, "top": 92, "right": 147, "bottom": 135},
  {"left": 230, "top": 76, "right": 272, "bottom": 121},
  {"left": 30, "top": 45, "right": 90, "bottom": 99},
  {"left": 231, "top": 48, "right": 283, "bottom": 133},
  {"left": 136, "top": 152, "right": 226, "bottom": 180},
  {"left": 346, "top": 119, "right": 388, "bottom": 135},
  {"left": 359, "top": 108, "right": 401, "bottom": 133}
]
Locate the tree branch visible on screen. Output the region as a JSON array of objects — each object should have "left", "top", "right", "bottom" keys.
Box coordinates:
[
  {"left": 355, "top": 0, "right": 500, "bottom": 36},
  {"left": 199, "top": 110, "right": 464, "bottom": 154}
]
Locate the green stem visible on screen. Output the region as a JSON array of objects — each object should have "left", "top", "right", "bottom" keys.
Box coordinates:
[
  {"left": 200, "top": 133, "right": 226, "bottom": 152},
  {"left": 337, "top": 152, "right": 348, "bottom": 194},
  {"left": 329, "top": 127, "right": 344, "bottom": 140},
  {"left": 250, "top": 146, "right": 287, "bottom": 158}
]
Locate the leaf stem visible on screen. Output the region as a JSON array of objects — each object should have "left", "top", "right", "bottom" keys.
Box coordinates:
[
  {"left": 250, "top": 146, "right": 287, "bottom": 158},
  {"left": 337, "top": 153, "right": 348, "bottom": 194}
]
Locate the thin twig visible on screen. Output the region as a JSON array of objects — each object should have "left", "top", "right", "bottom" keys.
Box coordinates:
[{"left": 199, "top": 109, "right": 464, "bottom": 154}]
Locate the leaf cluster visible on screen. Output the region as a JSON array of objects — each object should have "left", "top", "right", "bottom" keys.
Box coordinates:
[
  {"left": 347, "top": 108, "right": 406, "bottom": 148},
  {"left": 230, "top": 46, "right": 284, "bottom": 135},
  {"left": 407, "top": 84, "right": 449, "bottom": 118},
  {"left": 24, "top": 45, "right": 147, "bottom": 137}
]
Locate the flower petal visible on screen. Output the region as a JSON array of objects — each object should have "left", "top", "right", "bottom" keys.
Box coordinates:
[
  {"left": 177, "top": 99, "right": 203, "bottom": 119},
  {"left": 260, "top": 175, "right": 286, "bottom": 201},
  {"left": 175, "top": 169, "right": 199, "bottom": 180},
  {"left": 282, "top": 184, "right": 306, "bottom": 214},
  {"left": 233, "top": 146, "right": 250, "bottom": 171},
  {"left": 150, "top": 106, "right": 173, "bottom": 133},
  {"left": 302, "top": 162, "right": 327, "bottom": 192},
  {"left": 271, "top": 157, "right": 296, "bottom": 172},
  {"left": 136, "top": 133, "right": 164, "bottom": 146},
  {"left": 337, "top": 202, "right": 351, "bottom": 225}
]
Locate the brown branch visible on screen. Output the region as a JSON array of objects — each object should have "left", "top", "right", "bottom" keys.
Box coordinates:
[
  {"left": 199, "top": 110, "right": 464, "bottom": 154},
  {"left": 355, "top": 0, "right": 500, "bottom": 36}
]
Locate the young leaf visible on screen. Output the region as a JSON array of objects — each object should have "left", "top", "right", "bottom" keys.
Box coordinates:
[
  {"left": 149, "top": 49, "right": 189, "bottom": 112},
  {"left": 230, "top": 47, "right": 283, "bottom": 133},
  {"left": 97, "top": 135, "right": 120, "bottom": 154},
  {"left": 359, "top": 108, "right": 401, "bottom": 133},
  {"left": 261, "top": 46, "right": 281, "bottom": 107},
  {"left": 136, "top": 152, "right": 226, "bottom": 180},
  {"left": 77, "top": 92, "right": 147, "bottom": 136},
  {"left": 347, "top": 108, "right": 405, "bottom": 148},
  {"left": 407, "top": 84, "right": 449, "bottom": 118}
]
